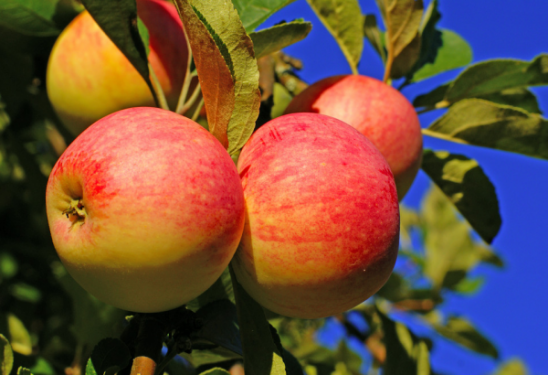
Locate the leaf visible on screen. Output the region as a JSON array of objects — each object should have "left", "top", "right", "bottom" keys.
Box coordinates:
[
  {"left": 183, "top": 346, "right": 241, "bottom": 368},
  {"left": 493, "top": 359, "right": 528, "bottom": 375},
  {"left": 85, "top": 359, "right": 97, "bottom": 375},
  {"left": 425, "top": 99, "right": 548, "bottom": 160},
  {"left": 390, "top": 32, "right": 421, "bottom": 79},
  {"left": 200, "top": 369, "right": 231, "bottom": 375},
  {"left": 453, "top": 276, "right": 485, "bottom": 295},
  {"left": 87, "top": 338, "right": 131, "bottom": 375},
  {"left": 187, "top": 267, "right": 234, "bottom": 312},
  {"left": 17, "top": 367, "right": 33, "bottom": 375},
  {"left": 0, "top": 0, "right": 60, "bottom": 36},
  {"left": 377, "top": 309, "right": 431, "bottom": 375},
  {"left": 230, "top": 265, "right": 286, "bottom": 375},
  {"left": 0, "top": 335, "right": 13, "bottom": 375},
  {"left": 250, "top": 20, "right": 312, "bottom": 59},
  {"left": 412, "top": 29, "right": 472, "bottom": 82},
  {"left": 363, "top": 14, "right": 386, "bottom": 62},
  {"left": 421, "top": 186, "right": 502, "bottom": 289},
  {"left": 306, "top": 0, "right": 363, "bottom": 74},
  {"left": 6, "top": 314, "right": 32, "bottom": 355},
  {"left": 477, "top": 87, "right": 542, "bottom": 114},
  {"left": 408, "top": 0, "right": 442, "bottom": 74},
  {"left": 421, "top": 149, "right": 501, "bottom": 243},
  {"left": 444, "top": 54, "right": 548, "bottom": 104},
  {"left": 175, "top": 0, "right": 261, "bottom": 156},
  {"left": 232, "top": 0, "right": 295, "bottom": 32},
  {"left": 79, "top": 0, "right": 157, "bottom": 106},
  {"left": 271, "top": 83, "right": 293, "bottom": 119},
  {"left": 53, "top": 263, "right": 125, "bottom": 349},
  {"left": 377, "top": 0, "right": 424, "bottom": 80},
  {"left": 432, "top": 316, "right": 498, "bottom": 358},
  {"left": 413, "top": 83, "right": 449, "bottom": 108},
  {"left": 194, "top": 299, "right": 242, "bottom": 356}
]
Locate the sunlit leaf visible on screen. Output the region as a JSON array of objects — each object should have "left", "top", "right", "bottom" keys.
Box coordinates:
[
  {"left": 412, "top": 29, "right": 472, "bottom": 82},
  {"left": 363, "top": 14, "right": 386, "bottom": 62},
  {"left": 250, "top": 20, "right": 312, "bottom": 59},
  {"left": 232, "top": 0, "right": 295, "bottom": 32},
  {"left": 307, "top": 0, "right": 363, "bottom": 74},
  {"left": 6, "top": 314, "right": 32, "bottom": 355},
  {"left": 493, "top": 359, "right": 528, "bottom": 375},
  {"left": 426, "top": 99, "right": 548, "bottom": 160},
  {"left": 80, "top": 0, "right": 156, "bottom": 105},
  {"left": 200, "top": 368, "right": 231, "bottom": 375},
  {"left": 0, "top": 335, "right": 13, "bottom": 375},
  {"left": 421, "top": 149, "right": 501, "bottom": 243},
  {"left": 230, "top": 265, "right": 286, "bottom": 375}
]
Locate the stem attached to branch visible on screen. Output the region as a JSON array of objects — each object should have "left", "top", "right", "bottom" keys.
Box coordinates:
[
  {"left": 149, "top": 63, "right": 170, "bottom": 111},
  {"left": 176, "top": 20, "right": 194, "bottom": 115},
  {"left": 178, "top": 81, "right": 201, "bottom": 116}
]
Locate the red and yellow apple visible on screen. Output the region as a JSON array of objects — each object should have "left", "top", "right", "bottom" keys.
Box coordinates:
[
  {"left": 46, "top": 0, "right": 189, "bottom": 136},
  {"left": 45, "top": 107, "right": 245, "bottom": 313},
  {"left": 231, "top": 113, "right": 400, "bottom": 319},
  {"left": 284, "top": 75, "right": 423, "bottom": 200}
]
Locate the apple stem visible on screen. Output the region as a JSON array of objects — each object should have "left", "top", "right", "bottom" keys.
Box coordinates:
[
  {"left": 191, "top": 98, "right": 204, "bottom": 122},
  {"left": 178, "top": 81, "right": 202, "bottom": 116},
  {"left": 149, "top": 63, "right": 170, "bottom": 111},
  {"left": 175, "top": 20, "right": 195, "bottom": 115}
]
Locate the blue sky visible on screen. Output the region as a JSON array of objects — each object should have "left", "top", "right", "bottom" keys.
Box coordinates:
[{"left": 262, "top": 0, "right": 548, "bottom": 373}]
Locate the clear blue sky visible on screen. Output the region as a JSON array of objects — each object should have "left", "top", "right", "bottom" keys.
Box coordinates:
[{"left": 262, "top": 1, "right": 548, "bottom": 373}]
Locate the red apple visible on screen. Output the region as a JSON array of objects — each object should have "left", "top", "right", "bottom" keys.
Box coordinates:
[
  {"left": 284, "top": 75, "right": 423, "bottom": 200},
  {"left": 46, "top": 0, "right": 189, "bottom": 136},
  {"left": 232, "top": 113, "right": 400, "bottom": 319},
  {"left": 46, "top": 107, "right": 245, "bottom": 312}
]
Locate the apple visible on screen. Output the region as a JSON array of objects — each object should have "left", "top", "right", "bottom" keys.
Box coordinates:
[
  {"left": 45, "top": 107, "right": 245, "bottom": 313},
  {"left": 231, "top": 113, "right": 400, "bottom": 319},
  {"left": 284, "top": 75, "right": 423, "bottom": 200},
  {"left": 46, "top": 0, "right": 189, "bottom": 136}
]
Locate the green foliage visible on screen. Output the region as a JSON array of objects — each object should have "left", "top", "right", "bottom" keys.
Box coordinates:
[
  {"left": 250, "top": 20, "right": 312, "bottom": 59},
  {"left": 0, "top": 335, "right": 13, "bottom": 375},
  {"left": 306, "top": 0, "right": 364, "bottom": 74},
  {"left": 232, "top": 0, "right": 295, "bottom": 32}
]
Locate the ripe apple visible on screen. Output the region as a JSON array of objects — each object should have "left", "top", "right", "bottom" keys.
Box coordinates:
[
  {"left": 284, "top": 75, "right": 423, "bottom": 200},
  {"left": 46, "top": 107, "right": 245, "bottom": 313},
  {"left": 231, "top": 113, "right": 400, "bottom": 319},
  {"left": 46, "top": 0, "right": 189, "bottom": 136}
]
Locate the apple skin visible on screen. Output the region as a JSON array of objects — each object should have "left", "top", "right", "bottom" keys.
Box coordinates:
[
  {"left": 284, "top": 75, "right": 423, "bottom": 200},
  {"left": 232, "top": 113, "right": 400, "bottom": 319},
  {"left": 45, "top": 107, "right": 245, "bottom": 313},
  {"left": 46, "top": 0, "right": 189, "bottom": 136}
]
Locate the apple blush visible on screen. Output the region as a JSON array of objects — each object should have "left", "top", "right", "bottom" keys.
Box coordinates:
[{"left": 46, "top": 107, "right": 245, "bottom": 312}]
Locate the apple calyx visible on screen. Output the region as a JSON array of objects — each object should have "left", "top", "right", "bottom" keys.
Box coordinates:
[{"left": 62, "top": 199, "right": 86, "bottom": 225}]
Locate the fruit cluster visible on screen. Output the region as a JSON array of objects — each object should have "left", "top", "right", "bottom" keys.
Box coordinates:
[{"left": 45, "top": 0, "right": 422, "bottom": 319}]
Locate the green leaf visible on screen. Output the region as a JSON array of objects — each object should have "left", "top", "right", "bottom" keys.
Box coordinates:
[
  {"left": 0, "top": 252, "right": 17, "bottom": 279},
  {"left": 271, "top": 83, "right": 293, "bottom": 119},
  {"left": 377, "top": 0, "right": 424, "bottom": 80},
  {"left": 0, "top": 0, "right": 60, "bottom": 36},
  {"left": 377, "top": 309, "right": 430, "bottom": 375},
  {"left": 477, "top": 87, "right": 542, "bottom": 114},
  {"left": 445, "top": 54, "right": 548, "bottom": 104},
  {"left": 413, "top": 82, "right": 449, "bottom": 108},
  {"left": 421, "top": 186, "right": 502, "bottom": 289},
  {"left": 432, "top": 316, "right": 498, "bottom": 358},
  {"left": 187, "top": 267, "right": 234, "bottom": 312},
  {"left": 85, "top": 359, "right": 97, "bottom": 375},
  {"left": 425, "top": 99, "right": 548, "bottom": 160},
  {"left": 10, "top": 283, "right": 41, "bottom": 303},
  {"left": 230, "top": 265, "right": 286, "bottom": 375},
  {"left": 232, "top": 0, "right": 295, "bottom": 32},
  {"left": 17, "top": 367, "right": 33, "bottom": 375},
  {"left": 175, "top": 0, "right": 261, "bottom": 156},
  {"left": 0, "top": 335, "right": 13, "bottom": 375},
  {"left": 79, "top": 0, "right": 157, "bottom": 106},
  {"left": 6, "top": 314, "right": 32, "bottom": 355},
  {"left": 493, "top": 359, "right": 528, "bottom": 375},
  {"left": 87, "top": 338, "right": 131, "bottom": 375},
  {"left": 183, "top": 347, "right": 241, "bottom": 368},
  {"left": 453, "top": 276, "right": 485, "bottom": 295},
  {"left": 412, "top": 29, "right": 472, "bottom": 82},
  {"left": 250, "top": 20, "right": 312, "bottom": 59},
  {"left": 200, "top": 368, "right": 231, "bottom": 375},
  {"left": 136, "top": 17, "right": 150, "bottom": 57},
  {"left": 306, "top": 0, "right": 363, "bottom": 74},
  {"left": 53, "top": 263, "right": 125, "bottom": 349},
  {"left": 421, "top": 149, "right": 501, "bottom": 244},
  {"left": 411, "top": 0, "right": 442, "bottom": 71},
  {"left": 194, "top": 299, "right": 242, "bottom": 356},
  {"left": 363, "top": 14, "right": 386, "bottom": 62}
]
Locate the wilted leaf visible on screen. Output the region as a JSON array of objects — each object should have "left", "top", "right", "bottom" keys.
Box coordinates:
[
  {"left": 377, "top": 309, "right": 430, "bottom": 375},
  {"left": 363, "top": 14, "right": 386, "bottom": 62},
  {"left": 230, "top": 265, "right": 286, "bottom": 375},
  {"left": 80, "top": 0, "right": 157, "bottom": 105},
  {"left": 433, "top": 316, "right": 498, "bottom": 358},
  {"left": 377, "top": 0, "right": 423, "bottom": 80},
  {"left": 307, "top": 0, "right": 363, "bottom": 74},
  {"left": 426, "top": 99, "right": 548, "bottom": 160},
  {"left": 250, "top": 20, "right": 312, "bottom": 59},
  {"left": 87, "top": 338, "right": 131, "bottom": 375},
  {"left": 421, "top": 186, "right": 502, "bottom": 289},
  {"left": 412, "top": 29, "right": 472, "bottom": 82},
  {"left": 175, "top": 0, "right": 261, "bottom": 156},
  {"left": 421, "top": 149, "right": 501, "bottom": 243},
  {"left": 0, "top": 335, "right": 13, "bottom": 375},
  {"left": 232, "top": 0, "right": 295, "bottom": 32}
]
